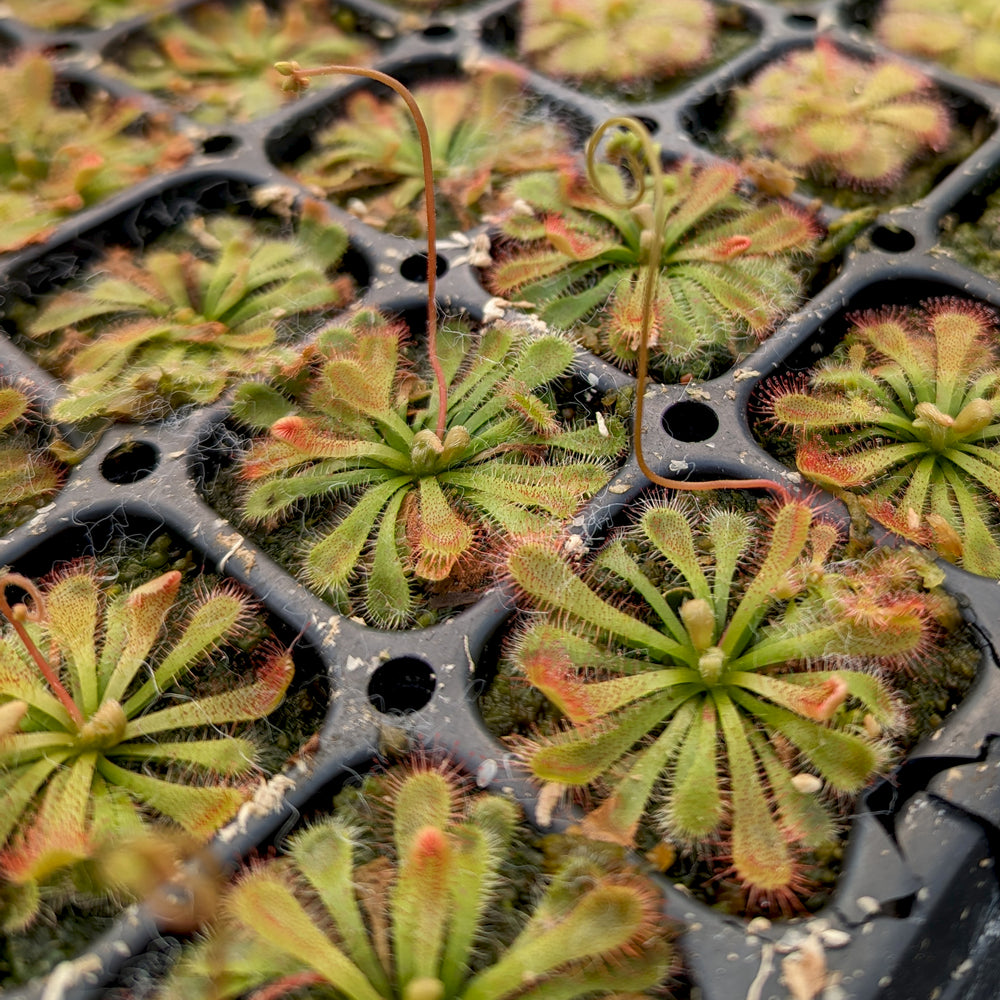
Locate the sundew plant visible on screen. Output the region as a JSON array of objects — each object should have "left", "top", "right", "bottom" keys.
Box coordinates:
[
  {"left": 235, "top": 310, "right": 625, "bottom": 628},
  {"left": 725, "top": 39, "right": 952, "bottom": 192},
  {"left": 489, "top": 137, "right": 817, "bottom": 380},
  {"left": 161, "top": 761, "right": 673, "bottom": 1000},
  {"left": 0, "top": 383, "right": 64, "bottom": 534},
  {"left": 18, "top": 202, "right": 354, "bottom": 423},
  {"left": 289, "top": 62, "right": 576, "bottom": 236},
  {"left": 0, "top": 562, "right": 293, "bottom": 929},
  {"left": 114, "top": 0, "right": 376, "bottom": 126},
  {"left": 768, "top": 297, "right": 1000, "bottom": 576},
  {"left": 0, "top": 53, "right": 192, "bottom": 253},
  {"left": 503, "top": 494, "right": 949, "bottom": 909}
]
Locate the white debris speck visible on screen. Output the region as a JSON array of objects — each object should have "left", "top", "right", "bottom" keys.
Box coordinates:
[
  {"left": 820, "top": 928, "right": 851, "bottom": 948},
  {"left": 856, "top": 895, "right": 880, "bottom": 916},
  {"left": 42, "top": 955, "right": 105, "bottom": 1000},
  {"left": 685, "top": 386, "right": 711, "bottom": 401},
  {"left": 668, "top": 460, "right": 690, "bottom": 473},
  {"left": 217, "top": 774, "right": 297, "bottom": 843},
  {"left": 781, "top": 934, "right": 828, "bottom": 1000},
  {"left": 535, "top": 782, "right": 563, "bottom": 827},
  {"left": 595, "top": 411, "right": 610, "bottom": 437},
  {"left": 250, "top": 184, "right": 298, "bottom": 216},
  {"left": 951, "top": 959, "right": 974, "bottom": 980},
  {"left": 732, "top": 368, "right": 761, "bottom": 382},
  {"left": 608, "top": 482, "right": 631, "bottom": 494},
  {"left": 477, "top": 759, "right": 498, "bottom": 787},
  {"left": 791, "top": 773, "right": 822, "bottom": 794},
  {"left": 465, "top": 232, "right": 493, "bottom": 267}
]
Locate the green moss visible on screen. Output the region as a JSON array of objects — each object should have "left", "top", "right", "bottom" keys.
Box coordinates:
[{"left": 938, "top": 184, "right": 1000, "bottom": 280}]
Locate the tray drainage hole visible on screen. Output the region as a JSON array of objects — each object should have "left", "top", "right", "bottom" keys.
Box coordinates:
[
  {"left": 423, "top": 23, "right": 454, "bottom": 37},
  {"left": 784, "top": 13, "right": 817, "bottom": 28},
  {"left": 662, "top": 400, "right": 719, "bottom": 442},
  {"left": 100, "top": 441, "right": 159, "bottom": 484},
  {"left": 401, "top": 253, "right": 448, "bottom": 282},
  {"left": 368, "top": 657, "right": 436, "bottom": 714},
  {"left": 870, "top": 225, "right": 916, "bottom": 253},
  {"left": 201, "top": 134, "right": 240, "bottom": 155}
]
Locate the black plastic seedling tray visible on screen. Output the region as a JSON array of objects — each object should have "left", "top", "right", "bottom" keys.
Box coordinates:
[{"left": 3, "top": 1, "right": 1000, "bottom": 999}]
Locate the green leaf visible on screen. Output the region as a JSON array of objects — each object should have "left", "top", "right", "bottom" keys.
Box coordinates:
[
  {"left": 228, "top": 872, "right": 383, "bottom": 1000},
  {"left": 526, "top": 689, "right": 694, "bottom": 785},
  {"left": 95, "top": 757, "right": 246, "bottom": 837},
  {"left": 667, "top": 699, "right": 722, "bottom": 840},
  {"left": 102, "top": 570, "right": 182, "bottom": 706},
  {"left": 232, "top": 383, "right": 297, "bottom": 428},
  {"left": 305, "top": 478, "right": 412, "bottom": 596},
  {"left": 123, "top": 587, "right": 250, "bottom": 716},
  {"left": 508, "top": 541, "right": 684, "bottom": 657},
  {"left": 291, "top": 820, "right": 391, "bottom": 993},
  {"left": 463, "top": 878, "right": 650, "bottom": 1000},
  {"left": 365, "top": 487, "right": 414, "bottom": 628}
]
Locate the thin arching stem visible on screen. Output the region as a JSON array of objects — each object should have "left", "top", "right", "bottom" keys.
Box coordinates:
[
  {"left": 276, "top": 63, "right": 447, "bottom": 439},
  {"left": 585, "top": 118, "right": 789, "bottom": 501},
  {"left": 0, "top": 571, "right": 82, "bottom": 726}
]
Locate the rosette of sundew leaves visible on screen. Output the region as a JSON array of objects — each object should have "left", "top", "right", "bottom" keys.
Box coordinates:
[
  {"left": 488, "top": 134, "right": 817, "bottom": 382},
  {"left": 17, "top": 202, "right": 354, "bottom": 424},
  {"left": 0, "top": 382, "right": 65, "bottom": 534},
  {"left": 0, "top": 53, "right": 192, "bottom": 254},
  {"left": 519, "top": 0, "right": 717, "bottom": 87},
  {"left": 233, "top": 309, "right": 625, "bottom": 628},
  {"left": 724, "top": 39, "right": 952, "bottom": 195},
  {"left": 288, "top": 61, "right": 576, "bottom": 236},
  {"left": 112, "top": 0, "right": 375, "bottom": 126},
  {"left": 159, "top": 760, "right": 674, "bottom": 1000},
  {"left": 502, "top": 493, "right": 952, "bottom": 911},
  {"left": 0, "top": 561, "right": 294, "bottom": 930},
  {"left": 876, "top": 0, "right": 1000, "bottom": 88},
  {"left": 767, "top": 297, "right": 1000, "bottom": 577}
]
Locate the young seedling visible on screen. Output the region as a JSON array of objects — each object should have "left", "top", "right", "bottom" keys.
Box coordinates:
[
  {"left": 768, "top": 297, "right": 1000, "bottom": 576},
  {"left": 161, "top": 761, "right": 673, "bottom": 1000},
  {"left": 877, "top": 0, "right": 1000, "bottom": 86},
  {"left": 519, "top": 0, "right": 717, "bottom": 86},
  {"left": 725, "top": 39, "right": 952, "bottom": 191},
  {"left": 289, "top": 62, "right": 575, "bottom": 235},
  {"left": 20, "top": 202, "right": 353, "bottom": 423},
  {"left": 489, "top": 126, "right": 817, "bottom": 382},
  {"left": 0, "top": 562, "right": 293, "bottom": 928},
  {"left": 0, "top": 53, "right": 192, "bottom": 254},
  {"left": 504, "top": 495, "right": 942, "bottom": 909},
  {"left": 114, "top": 0, "right": 375, "bottom": 126}
]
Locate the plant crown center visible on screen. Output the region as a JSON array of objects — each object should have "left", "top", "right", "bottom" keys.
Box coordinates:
[
  {"left": 74, "top": 698, "right": 128, "bottom": 750},
  {"left": 911, "top": 399, "right": 994, "bottom": 451},
  {"left": 408, "top": 425, "right": 471, "bottom": 475}
]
